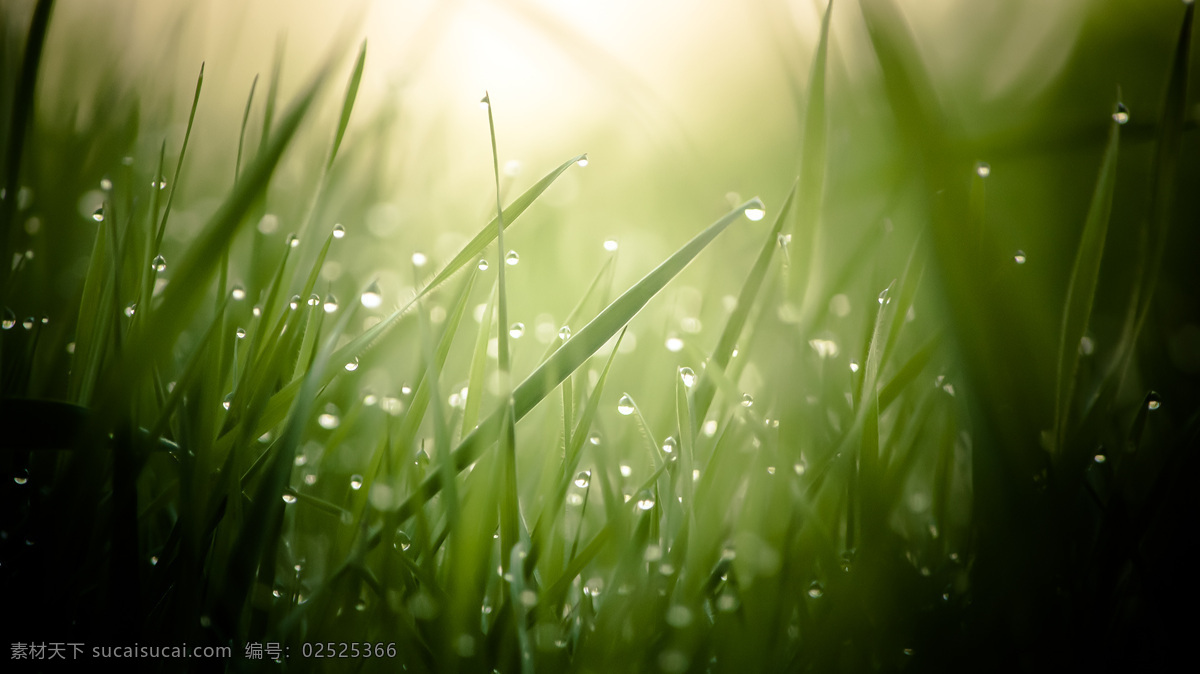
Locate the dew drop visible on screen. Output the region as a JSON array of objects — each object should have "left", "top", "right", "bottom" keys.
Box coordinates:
[
  {"left": 679, "top": 367, "right": 696, "bottom": 388},
  {"left": 807, "top": 581, "right": 824, "bottom": 598},
  {"left": 617, "top": 394, "right": 635, "bottom": 415},
  {"left": 574, "top": 471, "right": 591, "bottom": 488},
  {"left": 92, "top": 207, "right": 105, "bottom": 222},
  {"left": 151, "top": 254, "right": 167, "bottom": 272},
  {"left": 323, "top": 294, "right": 339, "bottom": 313},
  {"left": 289, "top": 295, "right": 301, "bottom": 310},
  {"left": 478, "top": 258, "right": 489, "bottom": 271},
  {"left": 14, "top": 470, "right": 29, "bottom": 485},
  {"left": 619, "top": 463, "right": 633, "bottom": 477},
  {"left": 793, "top": 461, "right": 806, "bottom": 476},
  {"left": 124, "top": 303, "right": 137, "bottom": 318},
  {"left": 350, "top": 474, "right": 364, "bottom": 490},
  {"left": 235, "top": 327, "right": 246, "bottom": 339},
  {"left": 505, "top": 250, "right": 520, "bottom": 266},
  {"left": 576, "top": 155, "right": 589, "bottom": 167},
  {"left": 222, "top": 393, "right": 233, "bottom": 410},
  {"left": 332, "top": 223, "right": 345, "bottom": 239},
  {"left": 1147, "top": 392, "right": 1161, "bottom": 410},
  {"left": 1014, "top": 250, "right": 1027, "bottom": 265},
  {"left": 231, "top": 285, "right": 246, "bottom": 300},
  {"left": 1, "top": 308, "right": 14, "bottom": 330},
  {"left": 635, "top": 490, "right": 656, "bottom": 510},
  {"left": 282, "top": 493, "right": 297, "bottom": 504},
  {"left": 1113, "top": 102, "right": 1129, "bottom": 125},
  {"left": 394, "top": 529, "right": 412, "bottom": 551},
  {"left": 975, "top": 161, "right": 991, "bottom": 178},
  {"left": 307, "top": 294, "right": 321, "bottom": 307},
  {"left": 665, "top": 336, "right": 684, "bottom": 352},
  {"left": 412, "top": 252, "right": 428, "bottom": 267},
  {"left": 361, "top": 281, "right": 383, "bottom": 308},
  {"left": 741, "top": 393, "right": 754, "bottom": 408},
  {"left": 849, "top": 360, "right": 860, "bottom": 373},
  {"left": 1093, "top": 453, "right": 1107, "bottom": 464},
  {"left": 287, "top": 234, "right": 300, "bottom": 248},
  {"left": 21, "top": 317, "right": 34, "bottom": 330},
  {"left": 100, "top": 177, "right": 113, "bottom": 191},
  {"left": 509, "top": 322, "right": 525, "bottom": 339},
  {"left": 558, "top": 325, "right": 571, "bottom": 341},
  {"left": 662, "top": 437, "right": 677, "bottom": 454},
  {"left": 603, "top": 239, "right": 618, "bottom": 252},
  {"left": 588, "top": 432, "right": 601, "bottom": 445},
  {"left": 345, "top": 357, "right": 359, "bottom": 372},
  {"left": 318, "top": 412, "right": 340, "bottom": 429},
  {"left": 744, "top": 197, "right": 766, "bottom": 221}
]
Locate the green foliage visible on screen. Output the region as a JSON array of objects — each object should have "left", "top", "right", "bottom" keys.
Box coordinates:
[{"left": 1, "top": 2, "right": 1196, "bottom": 673}]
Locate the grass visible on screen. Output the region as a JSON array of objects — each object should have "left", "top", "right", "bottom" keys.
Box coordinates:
[{"left": 1, "top": 1, "right": 1198, "bottom": 672}]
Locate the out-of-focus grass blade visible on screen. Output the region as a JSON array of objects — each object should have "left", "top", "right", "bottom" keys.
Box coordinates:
[
  {"left": 1052, "top": 117, "right": 1119, "bottom": 456},
  {"left": 235, "top": 74, "right": 258, "bottom": 182},
  {"left": 68, "top": 221, "right": 111, "bottom": 404},
  {"left": 462, "top": 281, "right": 497, "bottom": 435},
  {"left": 537, "top": 257, "right": 615, "bottom": 364},
  {"left": 484, "top": 93, "right": 513, "bottom": 375},
  {"left": 1097, "top": 4, "right": 1193, "bottom": 410},
  {"left": 0, "top": 0, "right": 54, "bottom": 283},
  {"left": 390, "top": 199, "right": 762, "bottom": 524},
  {"left": 693, "top": 182, "right": 797, "bottom": 425},
  {"left": 858, "top": 0, "right": 945, "bottom": 150},
  {"left": 327, "top": 40, "right": 365, "bottom": 170},
  {"left": 792, "top": 0, "right": 832, "bottom": 320}
]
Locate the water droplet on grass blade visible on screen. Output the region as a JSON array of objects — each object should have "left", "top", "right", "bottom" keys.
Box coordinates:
[
  {"left": 151, "top": 255, "right": 166, "bottom": 272},
  {"left": 318, "top": 412, "right": 339, "bottom": 429},
  {"left": 1014, "top": 250, "right": 1027, "bottom": 264},
  {"left": 505, "top": 250, "right": 520, "bottom": 266},
  {"left": 412, "top": 252, "right": 427, "bottom": 267},
  {"left": 574, "top": 471, "right": 591, "bottom": 488},
  {"left": 306, "top": 294, "right": 320, "bottom": 307},
  {"left": 395, "top": 530, "right": 412, "bottom": 551},
  {"left": 509, "top": 322, "right": 525, "bottom": 338},
  {"left": 361, "top": 281, "right": 382, "bottom": 308},
  {"left": 323, "top": 294, "right": 338, "bottom": 313},
  {"left": 231, "top": 285, "right": 246, "bottom": 300},
  {"left": 235, "top": 327, "right": 246, "bottom": 339},
  {"left": 21, "top": 317, "right": 33, "bottom": 330},
  {"left": 332, "top": 223, "right": 345, "bottom": 239},
  {"left": 558, "top": 326, "right": 571, "bottom": 341},
  {"left": 124, "top": 303, "right": 137, "bottom": 317},
  {"left": 287, "top": 234, "right": 300, "bottom": 248},
  {"left": 1147, "top": 392, "right": 1161, "bottom": 410},
  {"left": 635, "top": 490, "right": 656, "bottom": 510},
  {"left": 92, "top": 207, "right": 104, "bottom": 222},
  {"left": 588, "top": 432, "right": 601, "bottom": 445},
  {"left": 14, "top": 470, "right": 29, "bottom": 485},
  {"left": 617, "top": 394, "right": 635, "bottom": 415},
  {"left": 345, "top": 357, "right": 359, "bottom": 372},
  {"left": 350, "top": 475, "right": 364, "bottom": 490},
  {"left": 289, "top": 295, "right": 300, "bottom": 310},
  {"left": 282, "top": 493, "right": 296, "bottom": 504},
  {"left": 807, "top": 581, "right": 824, "bottom": 598},
  {"left": 679, "top": 367, "right": 696, "bottom": 387},
  {"left": 1113, "top": 102, "right": 1129, "bottom": 125},
  {"left": 1, "top": 308, "right": 14, "bottom": 330},
  {"left": 478, "top": 258, "right": 489, "bottom": 270},
  {"left": 744, "top": 198, "right": 766, "bottom": 221},
  {"left": 975, "top": 161, "right": 991, "bottom": 178},
  {"left": 619, "top": 463, "right": 633, "bottom": 477},
  {"left": 662, "top": 437, "right": 677, "bottom": 454},
  {"left": 222, "top": 393, "right": 233, "bottom": 410},
  {"left": 603, "top": 239, "right": 618, "bottom": 251},
  {"left": 741, "top": 393, "right": 754, "bottom": 408},
  {"left": 576, "top": 155, "right": 589, "bottom": 167}
]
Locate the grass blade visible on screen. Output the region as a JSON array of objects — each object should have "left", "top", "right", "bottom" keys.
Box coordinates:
[
  {"left": 328, "top": 40, "right": 366, "bottom": 170},
  {"left": 1052, "top": 116, "right": 1120, "bottom": 455}
]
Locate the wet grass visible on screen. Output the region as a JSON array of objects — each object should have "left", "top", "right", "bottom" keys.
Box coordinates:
[{"left": 1, "top": 1, "right": 1198, "bottom": 672}]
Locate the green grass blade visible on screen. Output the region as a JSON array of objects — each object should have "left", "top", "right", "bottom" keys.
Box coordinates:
[
  {"left": 0, "top": 0, "right": 54, "bottom": 286},
  {"left": 792, "top": 0, "right": 832, "bottom": 319},
  {"left": 462, "top": 281, "right": 498, "bottom": 435},
  {"left": 1052, "top": 116, "right": 1119, "bottom": 455},
  {"left": 327, "top": 39, "right": 366, "bottom": 170},
  {"left": 235, "top": 74, "right": 259, "bottom": 182},
  {"left": 693, "top": 181, "right": 798, "bottom": 425},
  {"left": 154, "top": 61, "right": 204, "bottom": 252},
  {"left": 483, "top": 93, "right": 512, "bottom": 376}
]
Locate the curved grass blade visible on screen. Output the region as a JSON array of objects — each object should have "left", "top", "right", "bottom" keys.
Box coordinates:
[
  {"left": 328, "top": 39, "right": 366, "bottom": 170},
  {"left": 154, "top": 61, "right": 204, "bottom": 253},
  {"left": 390, "top": 198, "right": 764, "bottom": 524},
  {"left": 791, "top": 0, "right": 832, "bottom": 318},
  {"left": 1052, "top": 116, "right": 1120, "bottom": 456},
  {"left": 235, "top": 74, "right": 259, "bottom": 182}
]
